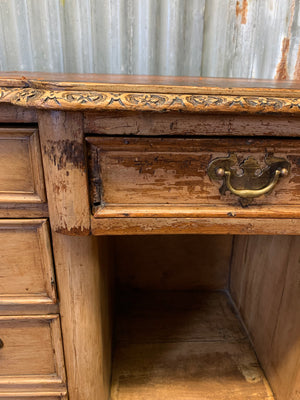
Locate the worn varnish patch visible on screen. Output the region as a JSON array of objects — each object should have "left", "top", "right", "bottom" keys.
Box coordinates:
[{"left": 236, "top": 0, "right": 248, "bottom": 24}]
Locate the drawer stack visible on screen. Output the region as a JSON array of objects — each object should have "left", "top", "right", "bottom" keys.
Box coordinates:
[{"left": 0, "top": 128, "right": 67, "bottom": 399}]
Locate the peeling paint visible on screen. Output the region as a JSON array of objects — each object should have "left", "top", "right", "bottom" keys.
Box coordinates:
[
  {"left": 293, "top": 44, "right": 300, "bottom": 80},
  {"left": 236, "top": 0, "right": 248, "bottom": 24},
  {"left": 275, "top": 38, "right": 290, "bottom": 80}
]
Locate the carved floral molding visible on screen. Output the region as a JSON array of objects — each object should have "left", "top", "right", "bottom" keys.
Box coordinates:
[{"left": 0, "top": 86, "right": 300, "bottom": 114}]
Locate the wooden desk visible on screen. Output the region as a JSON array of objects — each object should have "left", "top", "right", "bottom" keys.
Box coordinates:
[{"left": 0, "top": 73, "right": 299, "bottom": 400}]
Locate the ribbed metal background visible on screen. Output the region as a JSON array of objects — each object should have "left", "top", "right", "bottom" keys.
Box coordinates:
[{"left": 0, "top": 0, "right": 299, "bottom": 79}]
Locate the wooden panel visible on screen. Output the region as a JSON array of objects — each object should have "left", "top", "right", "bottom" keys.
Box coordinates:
[
  {"left": 230, "top": 236, "right": 300, "bottom": 400},
  {"left": 0, "top": 220, "right": 57, "bottom": 308},
  {"left": 0, "top": 395, "right": 67, "bottom": 399},
  {"left": 91, "top": 216, "right": 300, "bottom": 235},
  {"left": 0, "top": 104, "right": 37, "bottom": 123},
  {"left": 38, "top": 111, "right": 90, "bottom": 235},
  {"left": 0, "top": 315, "right": 66, "bottom": 389},
  {"left": 87, "top": 137, "right": 300, "bottom": 219},
  {"left": 51, "top": 234, "right": 113, "bottom": 400},
  {"left": 0, "top": 203, "right": 48, "bottom": 219},
  {"left": 115, "top": 235, "right": 232, "bottom": 290},
  {"left": 0, "top": 128, "right": 45, "bottom": 203},
  {"left": 111, "top": 291, "right": 273, "bottom": 400},
  {"left": 84, "top": 111, "right": 300, "bottom": 137},
  {"left": 2, "top": 72, "right": 300, "bottom": 94}
]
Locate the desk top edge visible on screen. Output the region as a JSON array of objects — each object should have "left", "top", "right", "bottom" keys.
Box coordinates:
[{"left": 1, "top": 72, "right": 300, "bottom": 114}]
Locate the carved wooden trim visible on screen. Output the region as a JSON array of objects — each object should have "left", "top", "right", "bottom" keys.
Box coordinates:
[{"left": 1, "top": 86, "right": 300, "bottom": 114}]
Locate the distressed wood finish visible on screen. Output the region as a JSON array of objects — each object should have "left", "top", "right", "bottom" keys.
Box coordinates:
[
  {"left": 0, "top": 219, "right": 57, "bottom": 310},
  {"left": 0, "top": 314, "right": 66, "bottom": 396},
  {"left": 1, "top": 74, "right": 300, "bottom": 400},
  {"left": 0, "top": 127, "right": 45, "bottom": 204},
  {"left": 87, "top": 137, "right": 300, "bottom": 219},
  {"left": 111, "top": 291, "right": 273, "bottom": 400},
  {"left": 1, "top": 73, "right": 300, "bottom": 114},
  {"left": 0, "top": 104, "right": 37, "bottom": 123},
  {"left": 230, "top": 236, "right": 300, "bottom": 400},
  {"left": 92, "top": 215, "right": 300, "bottom": 235},
  {"left": 84, "top": 111, "right": 300, "bottom": 137},
  {"left": 38, "top": 111, "right": 90, "bottom": 235},
  {"left": 51, "top": 234, "right": 113, "bottom": 400}
]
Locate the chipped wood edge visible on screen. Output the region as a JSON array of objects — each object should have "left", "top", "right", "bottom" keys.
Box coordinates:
[{"left": 1, "top": 87, "right": 300, "bottom": 114}]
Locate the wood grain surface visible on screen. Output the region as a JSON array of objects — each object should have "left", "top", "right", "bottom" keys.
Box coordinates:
[
  {"left": 0, "top": 315, "right": 66, "bottom": 395},
  {"left": 0, "top": 219, "right": 57, "bottom": 309},
  {"left": 111, "top": 291, "right": 274, "bottom": 400},
  {"left": 38, "top": 111, "right": 90, "bottom": 235},
  {"left": 51, "top": 234, "right": 113, "bottom": 400},
  {"left": 84, "top": 111, "right": 300, "bottom": 137},
  {"left": 91, "top": 216, "right": 300, "bottom": 235},
  {"left": 0, "top": 127, "right": 45, "bottom": 204},
  {"left": 231, "top": 236, "right": 300, "bottom": 400}
]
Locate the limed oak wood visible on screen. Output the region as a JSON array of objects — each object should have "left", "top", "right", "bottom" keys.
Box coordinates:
[
  {"left": 111, "top": 291, "right": 273, "bottom": 400},
  {"left": 0, "top": 219, "right": 57, "bottom": 309},
  {"left": 0, "top": 127, "right": 45, "bottom": 203}
]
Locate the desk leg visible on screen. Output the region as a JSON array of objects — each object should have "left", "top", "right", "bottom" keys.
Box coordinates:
[{"left": 51, "top": 233, "right": 113, "bottom": 400}]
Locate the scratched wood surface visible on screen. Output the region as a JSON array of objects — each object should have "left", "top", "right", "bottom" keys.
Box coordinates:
[
  {"left": 111, "top": 291, "right": 274, "bottom": 400},
  {"left": 84, "top": 111, "right": 300, "bottom": 137},
  {"left": 87, "top": 137, "right": 300, "bottom": 218}
]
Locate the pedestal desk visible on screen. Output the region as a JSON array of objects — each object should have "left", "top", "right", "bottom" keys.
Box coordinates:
[{"left": 0, "top": 73, "right": 299, "bottom": 400}]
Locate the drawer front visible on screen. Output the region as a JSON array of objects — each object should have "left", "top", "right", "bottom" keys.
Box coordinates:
[
  {"left": 0, "top": 219, "right": 57, "bottom": 306},
  {"left": 0, "top": 128, "right": 45, "bottom": 203},
  {"left": 87, "top": 137, "right": 300, "bottom": 219},
  {"left": 0, "top": 315, "right": 66, "bottom": 395}
]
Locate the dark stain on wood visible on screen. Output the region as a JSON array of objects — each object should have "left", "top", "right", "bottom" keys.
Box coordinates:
[
  {"left": 44, "top": 139, "right": 86, "bottom": 170},
  {"left": 236, "top": 0, "right": 248, "bottom": 24}
]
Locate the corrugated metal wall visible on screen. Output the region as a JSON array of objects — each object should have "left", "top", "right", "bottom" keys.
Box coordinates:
[{"left": 0, "top": 0, "right": 299, "bottom": 79}]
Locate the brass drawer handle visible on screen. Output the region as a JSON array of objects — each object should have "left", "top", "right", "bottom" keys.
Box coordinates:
[
  {"left": 0, "top": 338, "right": 3, "bottom": 348},
  {"left": 208, "top": 154, "right": 290, "bottom": 204}
]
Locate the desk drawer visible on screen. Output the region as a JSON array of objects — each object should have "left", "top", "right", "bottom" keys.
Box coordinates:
[
  {"left": 0, "top": 315, "right": 66, "bottom": 396},
  {"left": 0, "top": 127, "right": 45, "bottom": 204},
  {"left": 0, "top": 219, "right": 57, "bottom": 307},
  {"left": 87, "top": 137, "right": 300, "bottom": 219}
]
